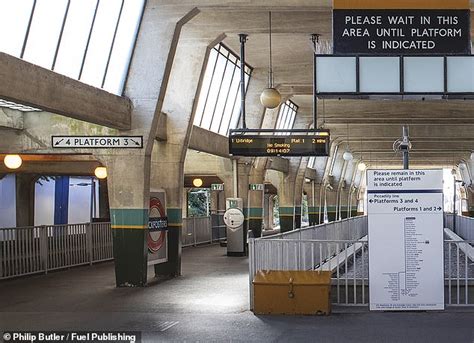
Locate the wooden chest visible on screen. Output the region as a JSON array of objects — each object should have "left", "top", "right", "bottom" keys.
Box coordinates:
[{"left": 253, "top": 270, "right": 332, "bottom": 315}]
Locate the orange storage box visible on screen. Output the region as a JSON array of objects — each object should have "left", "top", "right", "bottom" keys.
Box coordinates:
[{"left": 253, "top": 270, "right": 332, "bottom": 315}]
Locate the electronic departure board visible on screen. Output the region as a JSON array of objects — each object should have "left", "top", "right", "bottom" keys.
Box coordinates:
[{"left": 229, "top": 131, "right": 330, "bottom": 157}]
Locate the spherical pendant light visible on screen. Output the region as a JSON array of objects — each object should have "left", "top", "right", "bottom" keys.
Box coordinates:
[
  {"left": 94, "top": 166, "right": 108, "bottom": 179},
  {"left": 4, "top": 154, "right": 22, "bottom": 170},
  {"left": 260, "top": 88, "right": 281, "bottom": 109},
  {"left": 358, "top": 162, "right": 367, "bottom": 171},
  {"left": 260, "top": 12, "right": 281, "bottom": 109},
  {"left": 343, "top": 151, "right": 353, "bottom": 161}
]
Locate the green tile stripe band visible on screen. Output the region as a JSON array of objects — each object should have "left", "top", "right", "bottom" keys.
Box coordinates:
[
  {"left": 295, "top": 207, "right": 302, "bottom": 214},
  {"left": 167, "top": 208, "right": 182, "bottom": 227},
  {"left": 279, "top": 207, "right": 294, "bottom": 217},
  {"left": 308, "top": 207, "right": 320, "bottom": 215},
  {"left": 110, "top": 209, "right": 148, "bottom": 230},
  {"left": 244, "top": 207, "right": 263, "bottom": 220}
]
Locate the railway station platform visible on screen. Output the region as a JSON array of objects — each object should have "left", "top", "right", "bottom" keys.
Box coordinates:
[
  {"left": 2, "top": 0, "right": 474, "bottom": 342},
  {"left": 1, "top": 244, "right": 474, "bottom": 343}
]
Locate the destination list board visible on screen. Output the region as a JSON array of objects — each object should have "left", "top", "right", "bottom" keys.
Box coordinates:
[
  {"left": 229, "top": 133, "right": 330, "bottom": 157},
  {"left": 333, "top": 10, "right": 471, "bottom": 54},
  {"left": 367, "top": 169, "right": 444, "bottom": 311}
]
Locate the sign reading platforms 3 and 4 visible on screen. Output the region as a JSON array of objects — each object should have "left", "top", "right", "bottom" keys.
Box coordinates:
[
  {"left": 367, "top": 169, "right": 444, "bottom": 311},
  {"left": 52, "top": 136, "right": 143, "bottom": 149}
]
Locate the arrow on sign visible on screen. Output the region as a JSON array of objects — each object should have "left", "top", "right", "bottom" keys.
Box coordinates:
[
  {"left": 55, "top": 139, "right": 64, "bottom": 146},
  {"left": 130, "top": 139, "right": 140, "bottom": 146}
]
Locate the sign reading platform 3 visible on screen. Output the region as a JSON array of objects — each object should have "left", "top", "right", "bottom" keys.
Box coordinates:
[{"left": 333, "top": 0, "right": 471, "bottom": 54}]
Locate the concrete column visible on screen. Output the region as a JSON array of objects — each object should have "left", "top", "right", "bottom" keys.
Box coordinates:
[
  {"left": 101, "top": 4, "right": 200, "bottom": 285},
  {"left": 466, "top": 189, "right": 474, "bottom": 217},
  {"left": 278, "top": 157, "right": 300, "bottom": 233},
  {"left": 98, "top": 179, "right": 110, "bottom": 220},
  {"left": 304, "top": 181, "right": 321, "bottom": 226},
  {"left": 15, "top": 174, "right": 36, "bottom": 227},
  {"left": 248, "top": 167, "right": 265, "bottom": 238},
  {"left": 294, "top": 157, "right": 309, "bottom": 229},
  {"left": 237, "top": 161, "right": 251, "bottom": 242},
  {"left": 151, "top": 30, "right": 216, "bottom": 277},
  {"left": 105, "top": 155, "right": 151, "bottom": 287}
]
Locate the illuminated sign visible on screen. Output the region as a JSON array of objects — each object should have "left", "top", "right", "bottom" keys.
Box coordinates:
[
  {"left": 333, "top": 0, "right": 471, "bottom": 54},
  {"left": 229, "top": 131, "right": 330, "bottom": 157}
]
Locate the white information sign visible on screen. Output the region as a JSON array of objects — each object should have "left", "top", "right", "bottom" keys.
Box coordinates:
[
  {"left": 52, "top": 136, "right": 143, "bottom": 149},
  {"left": 223, "top": 208, "right": 245, "bottom": 230},
  {"left": 367, "top": 169, "right": 444, "bottom": 311}
]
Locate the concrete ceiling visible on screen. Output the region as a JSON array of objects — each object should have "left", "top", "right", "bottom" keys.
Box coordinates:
[{"left": 188, "top": 8, "right": 474, "bottom": 169}]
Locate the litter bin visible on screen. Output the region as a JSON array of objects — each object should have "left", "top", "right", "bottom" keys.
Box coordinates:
[{"left": 253, "top": 270, "right": 331, "bottom": 315}]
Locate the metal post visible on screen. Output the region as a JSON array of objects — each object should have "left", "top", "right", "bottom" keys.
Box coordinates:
[
  {"left": 311, "top": 34, "right": 320, "bottom": 130},
  {"left": 453, "top": 177, "right": 457, "bottom": 232},
  {"left": 233, "top": 159, "right": 238, "bottom": 198},
  {"left": 87, "top": 223, "right": 93, "bottom": 265},
  {"left": 402, "top": 126, "right": 410, "bottom": 170},
  {"left": 239, "top": 34, "right": 248, "bottom": 129}
]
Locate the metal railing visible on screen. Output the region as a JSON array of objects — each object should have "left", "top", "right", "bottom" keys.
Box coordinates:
[
  {"left": 445, "top": 213, "right": 474, "bottom": 240},
  {"left": 249, "top": 215, "right": 474, "bottom": 308},
  {"left": 182, "top": 215, "right": 226, "bottom": 247},
  {"left": 0, "top": 222, "right": 113, "bottom": 280},
  {"left": 445, "top": 239, "right": 474, "bottom": 306},
  {"left": 249, "top": 216, "right": 368, "bottom": 308}
]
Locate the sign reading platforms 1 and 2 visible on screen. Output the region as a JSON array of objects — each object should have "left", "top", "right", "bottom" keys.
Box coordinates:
[
  {"left": 367, "top": 169, "right": 444, "bottom": 311},
  {"left": 333, "top": 0, "right": 471, "bottom": 54}
]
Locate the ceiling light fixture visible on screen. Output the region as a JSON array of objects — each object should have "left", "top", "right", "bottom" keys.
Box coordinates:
[
  {"left": 4, "top": 154, "right": 22, "bottom": 170},
  {"left": 260, "top": 12, "right": 281, "bottom": 109},
  {"left": 94, "top": 166, "right": 107, "bottom": 179},
  {"left": 193, "top": 178, "right": 203, "bottom": 188},
  {"left": 358, "top": 162, "right": 367, "bottom": 171}
]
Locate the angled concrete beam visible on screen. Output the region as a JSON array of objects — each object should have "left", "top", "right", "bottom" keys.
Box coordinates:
[
  {"left": 0, "top": 53, "right": 131, "bottom": 130},
  {"left": 0, "top": 108, "right": 23, "bottom": 130},
  {"left": 156, "top": 113, "right": 168, "bottom": 141},
  {"left": 266, "top": 156, "right": 290, "bottom": 174},
  {"left": 189, "top": 125, "right": 229, "bottom": 158}
]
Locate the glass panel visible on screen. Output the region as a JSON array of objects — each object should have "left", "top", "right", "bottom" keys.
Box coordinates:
[
  {"left": 210, "top": 58, "right": 232, "bottom": 132},
  {"left": 404, "top": 57, "right": 444, "bottom": 93},
  {"left": 218, "top": 65, "right": 239, "bottom": 135},
  {"left": 194, "top": 43, "right": 252, "bottom": 136},
  {"left": 0, "top": 0, "right": 34, "bottom": 57},
  {"left": 211, "top": 62, "right": 236, "bottom": 132},
  {"left": 316, "top": 57, "right": 356, "bottom": 93},
  {"left": 34, "top": 177, "right": 55, "bottom": 226},
  {"left": 0, "top": 175, "right": 16, "bottom": 228},
  {"left": 68, "top": 177, "right": 94, "bottom": 224},
  {"left": 103, "top": 0, "right": 145, "bottom": 94},
  {"left": 228, "top": 91, "right": 242, "bottom": 134},
  {"left": 54, "top": 0, "right": 97, "bottom": 78},
  {"left": 194, "top": 48, "right": 218, "bottom": 126},
  {"left": 23, "top": 0, "right": 69, "bottom": 69},
  {"left": 447, "top": 56, "right": 474, "bottom": 92},
  {"left": 201, "top": 53, "right": 227, "bottom": 130},
  {"left": 360, "top": 57, "right": 400, "bottom": 93},
  {"left": 80, "top": 0, "right": 122, "bottom": 88}
]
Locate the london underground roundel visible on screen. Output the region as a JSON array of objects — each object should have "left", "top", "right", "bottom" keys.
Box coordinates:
[{"left": 148, "top": 197, "right": 166, "bottom": 253}]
